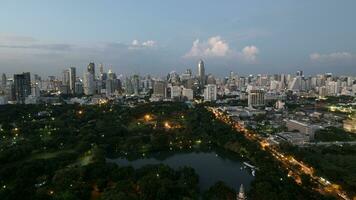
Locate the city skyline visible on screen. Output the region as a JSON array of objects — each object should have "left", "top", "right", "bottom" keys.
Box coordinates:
[
  {"left": 1, "top": 2, "right": 356, "bottom": 200},
  {"left": 1, "top": 0, "right": 356, "bottom": 76}
]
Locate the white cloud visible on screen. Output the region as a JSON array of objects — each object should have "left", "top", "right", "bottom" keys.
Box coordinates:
[
  {"left": 310, "top": 52, "right": 353, "bottom": 62},
  {"left": 184, "top": 36, "right": 230, "bottom": 57},
  {"left": 0, "top": 33, "right": 36, "bottom": 44},
  {"left": 131, "top": 40, "right": 139, "bottom": 46},
  {"left": 241, "top": 45, "right": 259, "bottom": 63},
  {"left": 129, "top": 39, "right": 157, "bottom": 49},
  {"left": 142, "top": 40, "right": 156, "bottom": 47},
  {"left": 184, "top": 36, "right": 259, "bottom": 63}
]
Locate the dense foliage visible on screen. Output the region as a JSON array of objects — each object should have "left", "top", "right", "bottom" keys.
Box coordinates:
[{"left": 314, "top": 127, "right": 356, "bottom": 142}]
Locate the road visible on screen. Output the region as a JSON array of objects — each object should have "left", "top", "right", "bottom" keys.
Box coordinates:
[
  {"left": 207, "top": 107, "right": 352, "bottom": 200},
  {"left": 301, "top": 141, "right": 356, "bottom": 147}
]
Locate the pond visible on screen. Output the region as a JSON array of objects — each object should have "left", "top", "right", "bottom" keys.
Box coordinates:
[{"left": 108, "top": 151, "right": 255, "bottom": 191}]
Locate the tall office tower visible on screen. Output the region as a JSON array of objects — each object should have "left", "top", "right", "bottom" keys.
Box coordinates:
[
  {"left": 107, "top": 69, "right": 116, "bottom": 80},
  {"left": 83, "top": 72, "right": 95, "bottom": 95},
  {"left": 170, "top": 85, "right": 182, "bottom": 99},
  {"left": 204, "top": 84, "right": 217, "bottom": 102},
  {"left": 13, "top": 72, "right": 31, "bottom": 103},
  {"left": 62, "top": 69, "right": 70, "bottom": 84},
  {"left": 198, "top": 59, "right": 206, "bottom": 86},
  {"left": 69, "top": 67, "right": 76, "bottom": 94},
  {"left": 248, "top": 89, "right": 265, "bottom": 107},
  {"left": 106, "top": 69, "right": 120, "bottom": 96},
  {"left": 125, "top": 77, "right": 134, "bottom": 95},
  {"left": 296, "top": 70, "right": 304, "bottom": 77},
  {"left": 206, "top": 74, "right": 216, "bottom": 84},
  {"left": 327, "top": 81, "right": 339, "bottom": 96},
  {"left": 1, "top": 73, "right": 6, "bottom": 89},
  {"left": 34, "top": 74, "right": 41, "bottom": 82},
  {"left": 87, "top": 62, "right": 95, "bottom": 76},
  {"left": 152, "top": 80, "right": 166, "bottom": 98},
  {"left": 75, "top": 81, "right": 84, "bottom": 95},
  {"left": 270, "top": 80, "right": 280, "bottom": 91},
  {"left": 181, "top": 69, "right": 192, "bottom": 81},
  {"left": 31, "top": 83, "right": 40, "bottom": 97},
  {"left": 142, "top": 75, "right": 152, "bottom": 93},
  {"left": 62, "top": 69, "right": 70, "bottom": 94},
  {"left": 132, "top": 75, "right": 140, "bottom": 95},
  {"left": 167, "top": 71, "right": 180, "bottom": 85},
  {"left": 346, "top": 77, "right": 354, "bottom": 87},
  {"left": 279, "top": 74, "right": 286, "bottom": 90},
  {"left": 182, "top": 88, "right": 194, "bottom": 100},
  {"left": 288, "top": 76, "right": 302, "bottom": 91},
  {"left": 33, "top": 74, "right": 42, "bottom": 89},
  {"left": 99, "top": 63, "right": 104, "bottom": 75}
]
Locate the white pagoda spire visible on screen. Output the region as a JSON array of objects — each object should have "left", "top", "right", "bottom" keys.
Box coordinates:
[{"left": 237, "top": 184, "right": 246, "bottom": 200}]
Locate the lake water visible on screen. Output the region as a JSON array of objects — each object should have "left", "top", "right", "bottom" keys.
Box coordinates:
[{"left": 109, "top": 151, "right": 255, "bottom": 191}]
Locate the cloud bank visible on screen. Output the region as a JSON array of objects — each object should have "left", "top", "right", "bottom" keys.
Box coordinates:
[
  {"left": 310, "top": 52, "right": 353, "bottom": 63},
  {"left": 129, "top": 39, "right": 157, "bottom": 49},
  {"left": 184, "top": 36, "right": 259, "bottom": 63}
]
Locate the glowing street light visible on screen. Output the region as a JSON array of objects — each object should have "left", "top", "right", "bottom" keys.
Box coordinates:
[
  {"left": 164, "top": 122, "right": 171, "bottom": 129},
  {"left": 144, "top": 114, "right": 152, "bottom": 121}
]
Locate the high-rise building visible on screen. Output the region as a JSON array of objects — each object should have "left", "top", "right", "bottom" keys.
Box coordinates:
[
  {"left": 105, "top": 70, "right": 120, "bottom": 96},
  {"left": 204, "top": 84, "right": 217, "bottom": 101},
  {"left": 99, "top": 63, "right": 104, "bottom": 75},
  {"left": 1, "top": 73, "right": 6, "bottom": 89},
  {"left": 125, "top": 77, "right": 134, "bottom": 95},
  {"left": 87, "top": 62, "right": 95, "bottom": 76},
  {"left": 83, "top": 72, "right": 95, "bottom": 95},
  {"left": 170, "top": 85, "right": 182, "bottom": 99},
  {"left": 69, "top": 67, "right": 76, "bottom": 94},
  {"left": 152, "top": 80, "right": 166, "bottom": 98},
  {"left": 181, "top": 69, "right": 192, "bottom": 81},
  {"left": 206, "top": 74, "right": 216, "bottom": 84},
  {"left": 296, "top": 70, "right": 304, "bottom": 77},
  {"left": 31, "top": 83, "right": 40, "bottom": 97},
  {"left": 13, "top": 72, "right": 31, "bottom": 103},
  {"left": 288, "top": 76, "right": 302, "bottom": 91},
  {"left": 182, "top": 88, "right": 194, "bottom": 100},
  {"left": 75, "top": 81, "right": 84, "bottom": 95},
  {"left": 198, "top": 59, "right": 206, "bottom": 86},
  {"left": 248, "top": 89, "right": 265, "bottom": 107},
  {"left": 132, "top": 75, "right": 140, "bottom": 95},
  {"left": 62, "top": 68, "right": 76, "bottom": 94},
  {"left": 62, "top": 69, "right": 70, "bottom": 86}
]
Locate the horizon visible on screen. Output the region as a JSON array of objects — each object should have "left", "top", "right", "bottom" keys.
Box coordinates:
[{"left": 1, "top": 60, "right": 355, "bottom": 79}]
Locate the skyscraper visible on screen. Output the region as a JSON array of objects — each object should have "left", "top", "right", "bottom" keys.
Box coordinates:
[
  {"left": 153, "top": 80, "right": 166, "bottom": 98},
  {"left": 99, "top": 63, "right": 104, "bottom": 75},
  {"left": 1, "top": 73, "right": 6, "bottom": 89},
  {"left": 198, "top": 59, "right": 206, "bottom": 86},
  {"left": 87, "top": 62, "right": 95, "bottom": 76},
  {"left": 62, "top": 69, "right": 70, "bottom": 91},
  {"left": 69, "top": 67, "right": 76, "bottom": 94},
  {"left": 83, "top": 72, "right": 95, "bottom": 95},
  {"left": 248, "top": 89, "right": 265, "bottom": 107},
  {"left": 13, "top": 72, "right": 31, "bottom": 103},
  {"left": 204, "top": 84, "right": 217, "bottom": 101}
]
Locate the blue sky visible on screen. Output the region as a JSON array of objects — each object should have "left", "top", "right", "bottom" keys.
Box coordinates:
[{"left": 0, "top": 0, "right": 355, "bottom": 77}]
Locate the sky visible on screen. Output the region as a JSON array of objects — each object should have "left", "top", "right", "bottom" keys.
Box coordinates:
[{"left": 0, "top": 0, "right": 356, "bottom": 77}]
